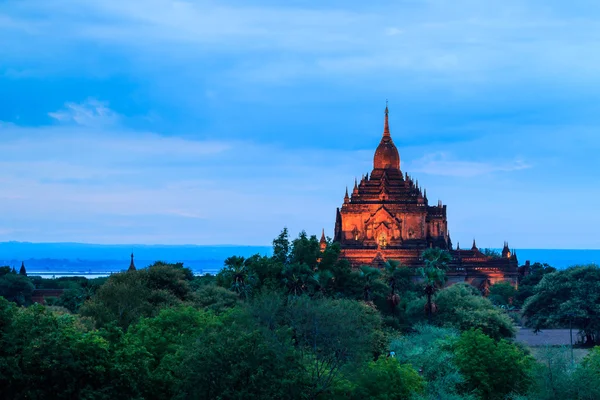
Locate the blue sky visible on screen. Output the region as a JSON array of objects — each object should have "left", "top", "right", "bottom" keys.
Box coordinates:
[{"left": 1, "top": 0, "right": 600, "bottom": 248}]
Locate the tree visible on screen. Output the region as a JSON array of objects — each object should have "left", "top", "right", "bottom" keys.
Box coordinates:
[
  {"left": 406, "top": 283, "right": 516, "bottom": 340},
  {"left": 80, "top": 263, "right": 190, "bottom": 330},
  {"left": 243, "top": 254, "right": 282, "bottom": 290},
  {"left": 523, "top": 265, "right": 600, "bottom": 345},
  {"left": 289, "top": 231, "right": 321, "bottom": 269},
  {"left": 335, "top": 357, "right": 424, "bottom": 400},
  {"left": 454, "top": 329, "right": 534, "bottom": 400},
  {"left": 0, "top": 304, "right": 115, "bottom": 399},
  {"left": 174, "top": 308, "right": 306, "bottom": 400},
  {"left": 480, "top": 248, "right": 501, "bottom": 259},
  {"left": 516, "top": 262, "right": 556, "bottom": 305},
  {"left": 190, "top": 284, "right": 239, "bottom": 314},
  {"left": 524, "top": 346, "right": 600, "bottom": 400},
  {"left": 272, "top": 227, "right": 290, "bottom": 265},
  {"left": 147, "top": 261, "right": 194, "bottom": 281},
  {"left": 0, "top": 273, "right": 34, "bottom": 306},
  {"left": 383, "top": 260, "right": 403, "bottom": 309},
  {"left": 358, "top": 265, "right": 383, "bottom": 302},
  {"left": 120, "top": 306, "right": 220, "bottom": 399},
  {"left": 391, "top": 324, "right": 474, "bottom": 400},
  {"left": 216, "top": 256, "right": 255, "bottom": 299},
  {"left": 281, "top": 262, "right": 314, "bottom": 297},
  {"left": 418, "top": 248, "right": 451, "bottom": 323},
  {"left": 488, "top": 281, "right": 517, "bottom": 307},
  {"left": 285, "top": 296, "right": 384, "bottom": 398}
]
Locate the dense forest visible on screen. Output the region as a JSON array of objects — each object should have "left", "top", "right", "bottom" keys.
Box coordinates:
[{"left": 1, "top": 229, "right": 600, "bottom": 399}]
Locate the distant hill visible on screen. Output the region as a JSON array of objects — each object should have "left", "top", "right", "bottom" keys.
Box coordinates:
[{"left": 0, "top": 242, "right": 272, "bottom": 275}]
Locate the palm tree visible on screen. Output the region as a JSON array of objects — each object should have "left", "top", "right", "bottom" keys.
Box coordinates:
[
  {"left": 383, "top": 260, "right": 403, "bottom": 309},
  {"left": 359, "top": 265, "right": 382, "bottom": 302},
  {"left": 419, "top": 248, "right": 452, "bottom": 322},
  {"left": 309, "top": 270, "right": 333, "bottom": 297},
  {"left": 282, "top": 262, "right": 313, "bottom": 297},
  {"left": 223, "top": 256, "right": 253, "bottom": 299}
]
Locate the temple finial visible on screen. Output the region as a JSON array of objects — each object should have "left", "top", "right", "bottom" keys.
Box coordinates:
[
  {"left": 354, "top": 177, "right": 358, "bottom": 190},
  {"left": 129, "top": 252, "right": 136, "bottom": 272},
  {"left": 383, "top": 101, "right": 390, "bottom": 137},
  {"left": 472, "top": 239, "right": 477, "bottom": 251}
]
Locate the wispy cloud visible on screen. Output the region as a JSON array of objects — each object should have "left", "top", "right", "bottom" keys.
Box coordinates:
[
  {"left": 48, "top": 98, "right": 119, "bottom": 127},
  {"left": 408, "top": 152, "right": 531, "bottom": 177}
]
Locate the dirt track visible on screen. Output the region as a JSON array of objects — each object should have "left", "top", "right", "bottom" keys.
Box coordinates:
[{"left": 516, "top": 328, "right": 578, "bottom": 346}]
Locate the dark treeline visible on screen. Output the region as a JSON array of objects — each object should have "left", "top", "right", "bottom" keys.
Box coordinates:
[{"left": 1, "top": 229, "right": 600, "bottom": 399}]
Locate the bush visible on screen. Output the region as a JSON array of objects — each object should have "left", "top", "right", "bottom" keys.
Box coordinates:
[
  {"left": 391, "top": 324, "right": 474, "bottom": 399},
  {"left": 335, "top": 357, "right": 424, "bottom": 400},
  {"left": 454, "top": 329, "right": 535, "bottom": 400},
  {"left": 407, "top": 283, "right": 516, "bottom": 340}
]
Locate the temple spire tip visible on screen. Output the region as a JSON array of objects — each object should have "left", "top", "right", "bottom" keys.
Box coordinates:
[{"left": 383, "top": 101, "right": 390, "bottom": 137}]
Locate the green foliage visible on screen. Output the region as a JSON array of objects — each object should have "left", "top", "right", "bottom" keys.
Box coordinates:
[
  {"left": 189, "top": 273, "right": 215, "bottom": 291},
  {"left": 418, "top": 248, "right": 451, "bottom": 322},
  {"left": 480, "top": 248, "right": 502, "bottom": 259},
  {"left": 0, "top": 304, "right": 114, "bottom": 399},
  {"left": 175, "top": 308, "right": 305, "bottom": 400},
  {"left": 516, "top": 262, "right": 556, "bottom": 305},
  {"left": 454, "top": 329, "right": 535, "bottom": 400},
  {"left": 0, "top": 273, "right": 34, "bottom": 306},
  {"left": 290, "top": 230, "right": 321, "bottom": 269},
  {"left": 391, "top": 324, "right": 475, "bottom": 400},
  {"left": 3, "top": 230, "right": 588, "bottom": 400},
  {"left": 286, "top": 295, "right": 385, "bottom": 398},
  {"left": 281, "top": 261, "right": 315, "bottom": 296},
  {"left": 335, "top": 357, "right": 424, "bottom": 400},
  {"left": 216, "top": 255, "right": 256, "bottom": 299},
  {"left": 488, "top": 281, "right": 517, "bottom": 307},
  {"left": 80, "top": 263, "right": 190, "bottom": 330},
  {"left": 421, "top": 247, "right": 453, "bottom": 270},
  {"left": 517, "top": 345, "right": 600, "bottom": 400},
  {"left": 407, "top": 283, "right": 516, "bottom": 340},
  {"left": 121, "top": 306, "right": 220, "bottom": 399},
  {"left": 358, "top": 265, "right": 384, "bottom": 302},
  {"left": 583, "top": 345, "right": 600, "bottom": 373},
  {"left": 272, "top": 227, "right": 290, "bottom": 264},
  {"left": 190, "top": 283, "right": 239, "bottom": 314},
  {"left": 522, "top": 264, "right": 600, "bottom": 344}
]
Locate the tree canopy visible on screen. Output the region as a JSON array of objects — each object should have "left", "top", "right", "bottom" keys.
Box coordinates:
[{"left": 523, "top": 264, "right": 600, "bottom": 344}]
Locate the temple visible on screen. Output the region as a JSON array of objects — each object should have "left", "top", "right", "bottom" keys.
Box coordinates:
[
  {"left": 128, "top": 253, "right": 136, "bottom": 272},
  {"left": 332, "top": 105, "right": 521, "bottom": 288}
]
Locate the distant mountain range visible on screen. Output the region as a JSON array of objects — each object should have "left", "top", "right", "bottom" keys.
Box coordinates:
[{"left": 1, "top": 242, "right": 599, "bottom": 275}]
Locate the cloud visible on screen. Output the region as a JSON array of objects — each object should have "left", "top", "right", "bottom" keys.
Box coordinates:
[
  {"left": 48, "top": 98, "right": 119, "bottom": 127},
  {"left": 408, "top": 152, "right": 531, "bottom": 177},
  {"left": 385, "top": 27, "right": 402, "bottom": 36},
  {"left": 4, "top": 0, "right": 600, "bottom": 86},
  {"left": 0, "top": 105, "right": 369, "bottom": 244}
]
